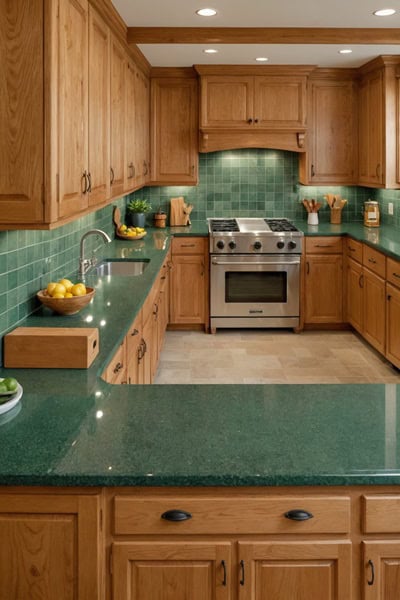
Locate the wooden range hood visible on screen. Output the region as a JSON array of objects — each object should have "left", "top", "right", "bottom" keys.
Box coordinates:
[{"left": 194, "top": 64, "right": 316, "bottom": 153}]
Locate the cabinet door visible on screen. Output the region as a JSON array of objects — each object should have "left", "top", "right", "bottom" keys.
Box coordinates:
[
  {"left": 102, "top": 340, "right": 127, "bottom": 384},
  {"left": 238, "top": 541, "right": 351, "bottom": 600},
  {"left": 0, "top": 493, "right": 101, "bottom": 600},
  {"left": 386, "top": 283, "right": 400, "bottom": 369},
  {"left": 126, "top": 312, "right": 142, "bottom": 385},
  {"left": 141, "top": 309, "right": 153, "bottom": 384},
  {"left": 88, "top": 6, "right": 110, "bottom": 207},
  {"left": 347, "top": 257, "right": 363, "bottom": 333},
  {"left": 58, "top": 0, "right": 89, "bottom": 219},
  {"left": 151, "top": 78, "right": 198, "bottom": 184},
  {"left": 110, "top": 36, "right": 126, "bottom": 197},
  {"left": 135, "top": 68, "right": 150, "bottom": 187},
  {"left": 170, "top": 255, "right": 207, "bottom": 325},
  {"left": 125, "top": 60, "right": 136, "bottom": 192},
  {"left": 112, "top": 541, "right": 231, "bottom": 600},
  {"left": 199, "top": 76, "right": 254, "bottom": 128},
  {"left": 363, "top": 541, "right": 400, "bottom": 600},
  {"left": 306, "top": 79, "right": 357, "bottom": 184},
  {"left": 254, "top": 76, "right": 306, "bottom": 129},
  {"left": 0, "top": 0, "right": 44, "bottom": 224},
  {"left": 304, "top": 255, "right": 343, "bottom": 324},
  {"left": 358, "top": 70, "right": 384, "bottom": 186},
  {"left": 363, "top": 268, "right": 386, "bottom": 354}
]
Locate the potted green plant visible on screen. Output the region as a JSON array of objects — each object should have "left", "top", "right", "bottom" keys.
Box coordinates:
[{"left": 126, "top": 199, "right": 152, "bottom": 228}]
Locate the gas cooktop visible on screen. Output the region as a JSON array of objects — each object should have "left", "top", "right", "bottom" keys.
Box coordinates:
[{"left": 208, "top": 217, "right": 300, "bottom": 234}]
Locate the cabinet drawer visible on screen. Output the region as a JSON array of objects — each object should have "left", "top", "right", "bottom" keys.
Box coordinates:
[
  {"left": 113, "top": 495, "right": 350, "bottom": 535},
  {"left": 172, "top": 237, "right": 206, "bottom": 255},
  {"left": 345, "top": 238, "right": 363, "bottom": 263},
  {"left": 363, "top": 245, "right": 386, "bottom": 278},
  {"left": 386, "top": 257, "right": 400, "bottom": 289},
  {"left": 363, "top": 495, "right": 400, "bottom": 533},
  {"left": 305, "top": 236, "right": 343, "bottom": 254}
]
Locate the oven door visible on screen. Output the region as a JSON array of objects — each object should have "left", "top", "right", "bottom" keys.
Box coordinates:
[{"left": 210, "top": 254, "right": 300, "bottom": 319}]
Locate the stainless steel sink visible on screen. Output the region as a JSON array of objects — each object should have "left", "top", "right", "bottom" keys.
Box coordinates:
[{"left": 90, "top": 259, "right": 149, "bottom": 276}]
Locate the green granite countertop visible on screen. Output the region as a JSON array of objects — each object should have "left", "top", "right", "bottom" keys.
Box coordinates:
[{"left": 0, "top": 222, "right": 399, "bottom": 488}]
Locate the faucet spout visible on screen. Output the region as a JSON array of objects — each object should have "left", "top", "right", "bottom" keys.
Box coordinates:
[{"left": 79, "top": 229, "right": 112, "bottom": 277}]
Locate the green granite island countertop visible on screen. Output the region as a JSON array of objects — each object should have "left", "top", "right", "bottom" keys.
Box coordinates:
[{"left": 0, "top": 222, "right": 400, "bottom": 488}]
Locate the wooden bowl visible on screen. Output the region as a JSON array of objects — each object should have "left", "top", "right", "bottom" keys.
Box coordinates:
[
  {"left": 116, "top": 231, "right": 146, "bottom": 240},
  {"left": 37, "top": 287, "right": 95, "bottom": 315}
]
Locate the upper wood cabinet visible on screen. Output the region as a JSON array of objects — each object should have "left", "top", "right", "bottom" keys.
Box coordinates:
[
  {"left": 195, "top": 65, "right": 312, "bottom": 153},
  {"left": 150, "top": 71, "right": 198, "bottom": 185},
  {"left": 299, "top": 71, "right": 358, "bottom": 185},
  {"left": 134, "top": 67, "right": 151, "bottom": 188},
  {"left": 357, "top": 56, "right": 400, "bottom": 189},
  {"left": 110, "top": 35, "right": 127, "bottom": 198}
]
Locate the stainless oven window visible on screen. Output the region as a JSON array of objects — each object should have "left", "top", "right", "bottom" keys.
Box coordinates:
[{"left": 225, "top": 271, "right": 287, "bottom": 303}]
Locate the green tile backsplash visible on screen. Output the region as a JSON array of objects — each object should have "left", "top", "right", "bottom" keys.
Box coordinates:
[
  {"left": 1, "top": 148, "right": 400, "bottom": 366},
  {"left": 129, "top": 149, "right": 377, "bottom": 223}
]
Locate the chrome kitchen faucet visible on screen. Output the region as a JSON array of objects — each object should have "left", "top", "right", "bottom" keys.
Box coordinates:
[{"left": 79, "top": 229, "right": 111, "bottom": 277}]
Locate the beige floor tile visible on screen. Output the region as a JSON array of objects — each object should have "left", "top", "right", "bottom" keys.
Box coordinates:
[{"left": 153, "top": 330, "right": 400, "bottom": 385}]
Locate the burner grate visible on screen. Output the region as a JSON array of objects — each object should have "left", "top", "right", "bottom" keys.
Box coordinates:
[
  {"left": 210, "top": 219, "right": 239, "bottom": 232},
  {"left": 265, "top": 219, "right": 299, "bottom": 233}
]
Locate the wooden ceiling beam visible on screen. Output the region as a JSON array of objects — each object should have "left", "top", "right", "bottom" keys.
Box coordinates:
[{"left": 127, "top": 27, "right": 400, "bottom": 45}]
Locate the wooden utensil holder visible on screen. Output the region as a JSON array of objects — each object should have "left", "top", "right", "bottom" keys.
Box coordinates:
[{"left": 330, "top": 208, "right": 342, "bottom": 224}]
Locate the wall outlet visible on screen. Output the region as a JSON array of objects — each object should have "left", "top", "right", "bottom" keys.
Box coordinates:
[{"left": 388, "top": 202, "right": 394, "bottom": 215}]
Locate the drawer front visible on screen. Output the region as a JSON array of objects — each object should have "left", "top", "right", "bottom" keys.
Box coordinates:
[
  {"left": 363, "top": 245, "right": 386, "bottom": 278},
  {"left": 387, "top": 257, "right": 400, "bottom": 289},
  {"left": 345, "top": 238, "right": 363, "bottom": 263},
  {"left": 305, "top": 237, "right": 343, "bottom": 254},
  {"left": 172, "top": 237, "right": 206, "bottom": 255},
  {"left": 113, "top": 495, "right": 350, "bottom": 535},
  {"left": 103, "top": 341, "right": 126, "bottom": 384},
  {"left": 363, "top": 495, "right": 400, "bottom": 533}
]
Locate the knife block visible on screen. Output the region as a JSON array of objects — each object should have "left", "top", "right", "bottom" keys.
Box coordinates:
[{"left": 4, "top": 327, "right": 99, "bottom": 369}]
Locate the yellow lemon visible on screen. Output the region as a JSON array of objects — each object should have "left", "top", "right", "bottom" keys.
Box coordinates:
[
  {"left": 52, "top": 292, "right": 65, "bottom": 299},
  {"left": 64, "top": 292, "right": 73, "bottom": 298},
  {"left": 59, "top": 278, "right": 73, "bottom": 291},
  {"left": 50, "top": 283, "right": 66, "bottom": 297},
  {"left": 71, "top": 283, "right": 86, "bottom": 296},
  {"left": 46, "top": 282, "right": 57, "bottom": 296}
]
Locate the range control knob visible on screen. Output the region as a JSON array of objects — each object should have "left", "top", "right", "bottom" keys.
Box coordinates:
[
  {"left": 228, "top": 240, "right": 236, "bottom": 250},
  {"left": 277, "top": 240, "right": 285, "bottom": 249},
  {"left": 254, "top": 241, "right": 262, "bottom": 250},
  {"left": 288, "top": 240, "right": 297, "bottom": 250},
  {"left": 216, "top": 240, "right": 225, "bottom": 250}
]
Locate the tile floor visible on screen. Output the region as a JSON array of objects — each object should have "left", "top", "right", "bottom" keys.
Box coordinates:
[{"left": 154, "top": 329, "right": 400, "bottom": 384}]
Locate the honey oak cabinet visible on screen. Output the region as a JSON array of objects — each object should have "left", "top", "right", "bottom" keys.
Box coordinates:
[
  {"left": 134, "top": 67, "right": 151, "bottom": 188},
  {"left": 150, "top": 73, "right": 198, "bottom": 185},
  {"left": 0, "top": 492, "right": 102, "bottom": 600},
  {"left": 304, "top": 237, "right": 344, "bottom": 325},
  {"left": 102, "top": 339, "right": 127, "bottom": 384},
  {"left": 358, "top": 56, "right": 400, "bottom": 189},
  {"left": 386, "top": 257, "right": 400, "bottom": 369},
  {"left": 110, "top": 35, "right": 126, "bottom": 198},
  {"left": 126, "top": 310, "right": 143, "bottom": 385},
  {"left": 299, "top": 72, "right": 358, "bottom": 185},
  {"left": 238, "top": 541, "right": 351, "bottom": 600},
  {"left": 124, "top": 59, "right": 137, "bottom": 192},
  {"left": 169, "top": 237, "right": 209, "bottom": 329},
  {"left": 363, "top": 542, "right": 400, "bottom": 600},
  {"left": 112, "top": 541, "right": 231, "bottom": 600}
]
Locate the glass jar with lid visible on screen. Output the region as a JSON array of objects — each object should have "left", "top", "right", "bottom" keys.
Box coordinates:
[{"left": 364, "top": 200, "right": 380, "bottom": 227}]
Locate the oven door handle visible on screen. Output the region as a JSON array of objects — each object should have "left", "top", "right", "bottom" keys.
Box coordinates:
[{"left": 211, "top": 259, "right": 300, "bottom": 266}]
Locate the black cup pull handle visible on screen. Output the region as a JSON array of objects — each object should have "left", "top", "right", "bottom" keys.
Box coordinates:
[
  {"left": 161, "top": 509, "right": 192, "bottom": 522},
  {"left": 284, "top": 509, "right": 314, "bottom": 521},
  {"left": 221, "top": 560, "right": 227, "bottom": 586}
]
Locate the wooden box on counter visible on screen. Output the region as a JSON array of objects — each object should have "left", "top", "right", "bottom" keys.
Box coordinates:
[{"left": 4, "top": 327, "right": 99, "bottom": 369}]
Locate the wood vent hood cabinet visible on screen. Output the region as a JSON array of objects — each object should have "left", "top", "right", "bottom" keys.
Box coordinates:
[{"left": 194, "top": 65, "right": 315, "bottom": 153}]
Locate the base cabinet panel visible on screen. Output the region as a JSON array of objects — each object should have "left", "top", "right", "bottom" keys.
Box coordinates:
[
  {"left": 304, "top": 255, "right": 343, "bottom": 324},
  {"left": 363, "top": 269, "right": 386, "bottom": 354},
  {"left": 386, "top": 283, "right": 400, "bottom": 369},
  {"left": 112, "top": 541, "right": 231, "bottom": 600},
  {"left": 238, "top": 541, "right": 352, "bottom": 600},
  {"left": 363, "top": 542, "right": 400, "bottom": 600}
]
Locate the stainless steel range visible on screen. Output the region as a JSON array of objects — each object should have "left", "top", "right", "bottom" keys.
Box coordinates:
[{"left": 208, "top": 218, "right": 303, "bottom": 332}]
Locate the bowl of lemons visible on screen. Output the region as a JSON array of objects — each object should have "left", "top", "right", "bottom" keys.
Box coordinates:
[{"left": 37, "top": 278, "right": 95, "bottom": 315}]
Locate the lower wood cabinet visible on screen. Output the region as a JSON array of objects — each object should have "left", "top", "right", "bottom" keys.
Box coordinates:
[
  {"left": 112, "top": 541, "right": 231, "bottom": 599},
  {"left": 0, "top": 491, "right": 102, "bottom": 600},
  {"left": 169, "top": 237, "right": 209, "bottom": 329},
  {"left": 386, "top": 256, "right": 400, "bottom": 369},
  {"left": 304, "top": 237, "right": 344, "bottom": 325},
  {"left": 363, "top": 541, "right": 400, "bottom": 600}
]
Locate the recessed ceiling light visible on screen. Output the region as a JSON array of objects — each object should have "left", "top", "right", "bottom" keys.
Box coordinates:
[
  {"left": 196, "top": 8, "right": 217, "bottom": 16},
  {"left": 203, "top": 48, "right": 218, "bottom": 54},
  {"left": 255, "top": 57, "right": 268, "bottom": 62},
  {"left": 373, "top": 8, "right": 396, "bottom": 16},
  {"left": 339, "top": 49, "right": 353, "bottom": 54}
]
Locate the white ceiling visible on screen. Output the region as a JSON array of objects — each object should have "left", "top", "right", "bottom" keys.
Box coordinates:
[{"left": 112, "top": 0, "right": 400, "bottom": 67}]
